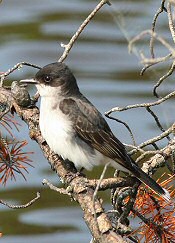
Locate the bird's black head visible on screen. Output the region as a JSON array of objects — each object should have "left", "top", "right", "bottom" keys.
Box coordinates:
[
  {"left": 35, "top": 62, "right": 79, "bottom": 96},
  {"left": 20, "top": 62, "right": 80, "bottom": 97}
]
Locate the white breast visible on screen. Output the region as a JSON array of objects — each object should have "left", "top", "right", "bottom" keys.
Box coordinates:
[
  {"left": 37, "top": 84, "right": 129, "bottom": 172},
  {"left": 39, "top": 96, "right": 106, "bottom": 170}
]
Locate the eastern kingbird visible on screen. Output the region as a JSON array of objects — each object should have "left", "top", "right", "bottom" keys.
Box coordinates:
[{"left": 21, "top": 62, "right": 170, "bottom": 202}]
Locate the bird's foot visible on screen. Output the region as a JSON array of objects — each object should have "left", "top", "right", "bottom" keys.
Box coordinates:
[
  {"left": 63, "top": 159, "right": 77, "bottom": 173},
  {"left": 65, "top": 170, "right": 85, "bottom": 185}
]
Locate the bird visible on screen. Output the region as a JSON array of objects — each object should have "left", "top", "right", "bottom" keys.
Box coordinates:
[{"left": 20, "top": 62, "right": 170, "bottom": 202}]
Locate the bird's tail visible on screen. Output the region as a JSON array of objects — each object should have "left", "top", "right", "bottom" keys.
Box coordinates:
[{"left": 130, "top": 161, "right": 170, "bottom": 202}]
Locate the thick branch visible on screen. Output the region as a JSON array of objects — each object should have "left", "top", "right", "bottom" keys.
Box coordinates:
[{"left": 141, "top": 138, "right": 175, "bottom": 174}]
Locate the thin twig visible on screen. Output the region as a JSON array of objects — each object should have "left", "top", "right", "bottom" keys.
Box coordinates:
[
  {"left": 129, "top": 125, "right": 174, "bottom": 155},
  {"left": 105, "top": 113, "right": 136, "bottom": 146},
  {"left": 0, "top": 62, "right": 41, "bottom": 87},
  {"left": 93, "top": 163, "right": 110, "bottom": 200},
  {"left": 153, "top": 61, "right": 175, "bottom": 97},
  {"left": 150, "top": 0, "right": 166, "bottom": 58},
  {"left": 142, "top": 53, "right": 173, "bottom": 65},
  {"left": 58, "top": 0, "right": 111, "bottom": 63},
  {"left": 92, "top": 163, "right": 110, "bottom": 232},
  {"left": 167, "top": 2, "right": 175, "bottom": 44},
  {"left": 0, "top": 107, "right": 10, "bottom": 120},
  {"left": 124, "top": 143, "right": 145, "bottom": 153},
  {"left": 129, "top": 30, "right": 175, "bottom": 55},
  {"left": 151, "top": 143, "right": 160, "bottom": 150},
  {"left": 106, "top": 90, "right": 175, "bottom": 114},
  {"left": 42, "top": 179, "right": 71, "bottom": 195},
  {"left": 140, "top": 53, "right": 172, "bottom": 75},
  {"left": 146, "top": 107, "right": 170, "bottom": 141},
  {"left": 135, "top": 150, "right": 161, "bottom": 163},
  {"left": 0, "top": 192, "right": 40, "bottom": 209}
]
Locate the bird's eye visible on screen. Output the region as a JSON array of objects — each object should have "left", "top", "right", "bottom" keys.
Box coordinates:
[{"left": 44, "top": 76, "right": 51, "bottom": 83}]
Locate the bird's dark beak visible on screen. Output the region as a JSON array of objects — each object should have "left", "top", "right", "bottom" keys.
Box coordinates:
[{"left": 20, "top": 79, "right": 39, "bottom": 85}]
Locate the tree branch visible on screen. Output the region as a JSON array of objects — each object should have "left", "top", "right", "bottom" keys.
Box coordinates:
[{"left": 0, "top": 192, "right": 40, "bottom": 209}]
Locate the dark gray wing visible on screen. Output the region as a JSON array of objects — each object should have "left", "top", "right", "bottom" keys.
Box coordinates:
[
  {"left": 59, "top": 96, "right": 170, "bottom": 201},
  {"left": 59, "top": 96, "right": 134, "bottom": 170}
]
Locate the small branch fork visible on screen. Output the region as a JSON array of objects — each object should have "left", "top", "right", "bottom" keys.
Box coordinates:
[
  {"left": 42, "top": 179, "right": 72, "bottom": 195},
  {"left": 58, "top": 0, "right": 111, "bottom": 63},
  {"left": 129, "top": 0, "right": 175, "bottom": 98}
]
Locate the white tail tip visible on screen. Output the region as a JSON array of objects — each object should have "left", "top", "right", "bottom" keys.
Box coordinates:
[{"left": 162, "top": 188, "right": 171, "bottom": 202}]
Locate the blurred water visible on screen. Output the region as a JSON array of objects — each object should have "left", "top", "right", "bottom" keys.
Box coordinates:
[{"left": 0, "top": 0, "right": 174, "bottom": 242}]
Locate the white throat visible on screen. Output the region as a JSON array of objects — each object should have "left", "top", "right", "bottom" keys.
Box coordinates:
[{"left": 36, "top": 83, "right": 62, "bottom": 98}]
